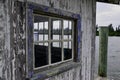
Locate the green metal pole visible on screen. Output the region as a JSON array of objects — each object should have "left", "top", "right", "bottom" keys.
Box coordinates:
[{"left": 98, "top": 27, "right": 109, "bottom": 77}]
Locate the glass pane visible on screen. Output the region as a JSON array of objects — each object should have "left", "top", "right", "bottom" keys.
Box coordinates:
[
  {"left": 63, "top": 20, "right": 69, "bottom": 39},
  {"left": 44, "top": 35, "right": 48, "bottom": 40},
  {"left": 34, "top": 43, "right": 49, "bottom": 68},
  {"left": 69, "top": 21, "right": 72, "bottom": 39},
  {"left": 43, "top": 22, "right": 48, "bottom": 40},
  {"left": 39, "top": 43, "right": 43, "bottom": 45},
  {"left": 34, "top": 15, "right": 49, "bottom": 41},
  {"left": 63, "top": 41, "right": 72, "bottom": 60},
  {"left": 51, "top": 18, "right": 62, "bottom": 40},
  {"left": 38, "top": 35, "right": 43, "bottom": 41},
  {"left": 39, "top": 22, "right": 43, "bottom": 29},
  {"left": 34, "top": 23, "right": 39, "bottom": 41},
  {"left": 34, "top": 23, "right": 38, "bottom": 30},
  {"left": 34, "top": 32, "right": 39, "bottom": 41},
  {"left": 63, "top": 20, "right": 72, "bottom": 39},
  {"left": 51, "top": 42, "right": 62, "bottom": 63},
  {"left": 38, "top": 42, "right": 48, "bottom": 46}
]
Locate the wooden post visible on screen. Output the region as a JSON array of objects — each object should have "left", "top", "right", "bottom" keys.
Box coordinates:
[{"left": 98, "top": 27, "right": 109, "bottom": 77}]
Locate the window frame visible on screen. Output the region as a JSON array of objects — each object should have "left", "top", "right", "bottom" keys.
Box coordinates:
[
  {"left": 33, "top": 14, "right": 74, "bottom": 70},
  {"left": 27, "top": 2, "right": 81, "bottom": 79}
]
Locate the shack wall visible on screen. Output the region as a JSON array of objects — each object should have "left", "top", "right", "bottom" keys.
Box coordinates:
[
  {"left": 81, "top": 0, "right": 96, "bottom": 80},
  {"left": 0, "top": 0, "right": 96, "bottom": 80}
]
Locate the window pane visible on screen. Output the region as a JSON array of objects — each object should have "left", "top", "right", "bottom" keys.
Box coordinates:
[
  {"left": 34, "top": 23, "right": 39, "bottom": 30},
  {"left": 69, "top": 21, "right": 72, "bottom": 39},
  {"left": 39, "top": 43, "right": 43, "bottom": 45},
  {"left": 34, "top": 23, "right": 39, "bottom": 41},
  {"left": 63, "top": 41, "right": 72, "bottom": 60},
  {"left": 34, "top": 32, "right": 39, "bottom": 41},
  {"left": 38, "top": 42, "right": 48, "bottom": 46},
  {"left": 38, "top": 22, "right": 44, "bottom": 41},
  {"left": 44, "top": 22, "right": 48, "bottom": 40},
  {"left": 34, "top": 15, "right": 49, "bottom": 41},
  {"left": 34, "top": 43, "right": 49, "bottom": 68},
  {"left": 51, "top": 18, "right": 62, "bottom": 40},
  {"left": 63, "top": 20, "right": 69, "bottom": 39},
  {"left": 51, "top": 42, "right": 62, "bottom": 63},
  {"left": 63, "top": 20, "right": 72, "bottom": 39}
]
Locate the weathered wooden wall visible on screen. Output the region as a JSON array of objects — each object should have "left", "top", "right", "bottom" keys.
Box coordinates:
[
  {"left": 81, "top": 0, "right": 96, "bottom": 80},
  {"left": 0, "top": 0, "right": 96, "bottom": 80},
  {"left": 0, "top": 0, "right": 26, "bottom": 80}
]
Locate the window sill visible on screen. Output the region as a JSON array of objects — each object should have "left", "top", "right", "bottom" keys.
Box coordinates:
[{"left": 31, "top": 62, "right": 81, "bottom": 80}]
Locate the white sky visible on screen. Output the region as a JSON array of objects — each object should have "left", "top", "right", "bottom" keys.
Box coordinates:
[{"left": 96, "top": 2, "right": 120, "bottom": 28}]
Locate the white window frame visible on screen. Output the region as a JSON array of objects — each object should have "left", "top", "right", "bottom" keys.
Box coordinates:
[{"left": 33, "top": 14, "right": 75, "bottom": 70}]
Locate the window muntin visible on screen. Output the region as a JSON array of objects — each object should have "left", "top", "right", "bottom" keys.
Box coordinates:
[{"left": 33, "top": 14, "right": 74, "bottom": 69}]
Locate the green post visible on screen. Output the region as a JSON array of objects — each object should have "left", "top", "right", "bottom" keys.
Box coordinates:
[{"left": 98, "top": 27, "right": 109, "bottom": 77}]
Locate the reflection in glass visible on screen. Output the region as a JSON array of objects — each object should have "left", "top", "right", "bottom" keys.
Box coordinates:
[
  {"left": 34, "top": 32, "right": 39, "bottom": 41},
  {"left": 63, "top": 41, "right": 72, "bottom": 60},
  {"left": 63, "top": 20, "right": 72, "bottom": 39},
  {"left": 39, "top": 22, "right": 43, "bottom": 29},
  {"left": 52, "top": 19, "right": 62, "bottom": 40},
  {"left": 34, "top": 43, "right": 48, "bottom": 68},
  {"left": 34, "top": 15, "right": 49, "bottom": 41},
  {"left": 34, "top": 23, "right": 38, "bottom": 30},
  {"left": 39, "top": 43, "right": 43, "bottom": 45},
  {"left": 33, "top": 15, "right": 74, "bottom": 67},
  {"left": 51, "top": 42, "right": 62, "bottom": 63},
  {"left": 69, "top": 21, "right": 72, "bottom": 39},
  {"left": 38, "top": 35, "right": 43, "bottom": 41},
  {"left": 38, "top": 42, "right": 48, "bottom": 46},
  {"left": 63, "top": 20, "right": 69, "bottom": 39}
]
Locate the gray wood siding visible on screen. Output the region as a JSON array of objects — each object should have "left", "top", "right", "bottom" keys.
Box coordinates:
[
  {"left": 45, "top": 67, "right": 81, "bottom": 80},
  {"left": 0, "top": 1, "right": 26, "bottom": 80},
  {"left": 81, "top": 0, "right": 96, "bottom": 80}
]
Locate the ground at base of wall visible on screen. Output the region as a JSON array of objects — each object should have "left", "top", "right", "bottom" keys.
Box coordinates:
[{"left": 95, "top": 76, "right": 109, "bottom": 80}]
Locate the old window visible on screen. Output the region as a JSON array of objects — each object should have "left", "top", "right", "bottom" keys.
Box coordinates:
[
  {"left": 33, "top": 14, "right": 74, "bottom": 69},
  {"left": 27, "top": 3, "right": 81, "bottom": 79}
]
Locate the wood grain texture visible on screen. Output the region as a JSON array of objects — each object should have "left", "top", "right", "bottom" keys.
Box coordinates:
[
  {"left": 0, "top": 1, "right": 26, "bottom": 80},
  {"left": 81, "top": 0, "right": 96, "bottom": 80},
  {"left": 98, "top": 27, "right": 108, "bottom": 77}
]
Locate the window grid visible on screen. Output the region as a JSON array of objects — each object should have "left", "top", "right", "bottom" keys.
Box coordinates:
[{"left": 33, "top": 14, "right": 74, "bottom": 69}]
